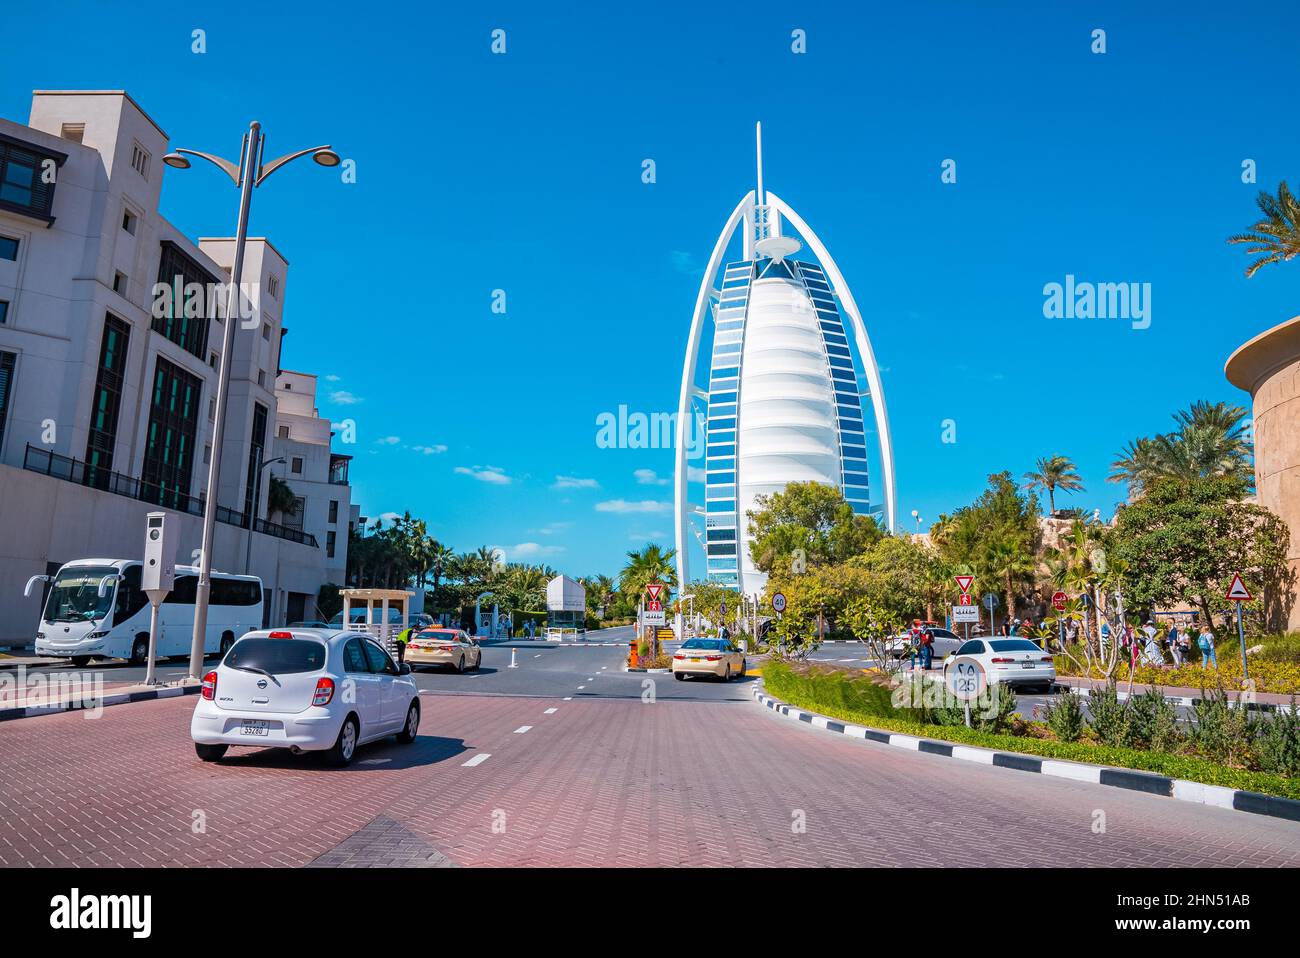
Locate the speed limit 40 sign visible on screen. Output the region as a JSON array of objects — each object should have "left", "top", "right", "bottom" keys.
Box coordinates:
[{"left": 771, "top": 592, "right": 787, "bottom": 614}]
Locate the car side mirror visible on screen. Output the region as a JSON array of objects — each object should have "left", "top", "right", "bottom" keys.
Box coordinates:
[{"left": 400, "top": 663, "right": 412, "bottom": 675}]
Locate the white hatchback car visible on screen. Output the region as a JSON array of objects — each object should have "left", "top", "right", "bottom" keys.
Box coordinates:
[
  {"left": 941, "top": 637, "right": 1057, "bottom": 692},
  {"left": 191, "top": 628, "right": 421, "bottom": 766}
]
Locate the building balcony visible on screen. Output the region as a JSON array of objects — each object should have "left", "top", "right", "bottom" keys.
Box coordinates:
[
  {"left": 329, "top": 453, "right": 351, "bottom": 486},
  {"left": 23, "top": 444, "right": 319, "bottom": 548}
]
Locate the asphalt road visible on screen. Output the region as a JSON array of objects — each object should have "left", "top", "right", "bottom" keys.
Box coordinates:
[{"left": 0, "top": 626, "right": 1295, "bottom": 867}]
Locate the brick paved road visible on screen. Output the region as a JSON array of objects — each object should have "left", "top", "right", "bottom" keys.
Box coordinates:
[{"left": 2, "top": 659, "right": 1299, "bottom": 867}]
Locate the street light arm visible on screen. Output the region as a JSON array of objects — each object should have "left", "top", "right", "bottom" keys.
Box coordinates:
[
  {"left": 172, "top": 148, "right": 242, "bottom": 185},
  {"left": 257, "top": 145, "right": 333, "bottom": 186}
]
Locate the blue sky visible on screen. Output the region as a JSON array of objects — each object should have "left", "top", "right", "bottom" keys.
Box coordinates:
[{"left": 4, "top": 1, "right": 1298, "bottom": 578}]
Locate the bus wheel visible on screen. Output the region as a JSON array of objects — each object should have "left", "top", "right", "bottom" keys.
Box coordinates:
[
  {"left": 71, "top": 656, "right": 91, "bottom": 668},
  {"left": 129, "top": 635, "right": 149, "bottom": 666},
  {"left": 219, "top": 632, "right": 235, "bottom": 656}
]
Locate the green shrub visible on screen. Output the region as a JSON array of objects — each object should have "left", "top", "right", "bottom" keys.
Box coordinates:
[
  {"left": 1127, "top": 687, "right": 1182, "bottom": 752},
  {"left": 761, "top": 659, "right": 897, "bottom": 718},
  {"left": 1044, "top": 691, "right": 1086, "bottom": 743},
  {"left": 974, "top": 684, "right": 1019, "bottom": 734},
  {"left": 1087, "top": 682, "right": 1129, "bottom": 747},
  {"left": 1188, "top": 687, "right": 1257, "bottom": 767},
  {"left": 1255, "top": 701, "right": 1300, "bottom": 777}
]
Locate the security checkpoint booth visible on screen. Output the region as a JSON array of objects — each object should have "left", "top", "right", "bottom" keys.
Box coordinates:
[
  {"left": 545, "top": 575, "right": 586, "bottom": 641},
  {"left": 339, "top": 588, "right": 415, "bottom": 655}
]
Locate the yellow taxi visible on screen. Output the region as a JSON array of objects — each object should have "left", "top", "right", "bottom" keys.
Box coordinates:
[
  {"left": 406, "top": 628, "right": 482, "bottom": 673},
  {"left": 671, "top": 638, "right": 746, "bottom": 681}
]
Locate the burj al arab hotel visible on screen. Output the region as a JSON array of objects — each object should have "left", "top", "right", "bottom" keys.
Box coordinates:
[{"left": 673, "top": 124, "right": 896, "bottom": 595}]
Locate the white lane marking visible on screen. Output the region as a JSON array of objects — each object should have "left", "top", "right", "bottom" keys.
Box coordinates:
[
  {"left": 563, "top": 697, "right": 573, "bottom": 701},
  {"left": 462, "top": 753, "right": 491, "bottom": 767},
  {"left": 587, "top": 676, "right": 595, "bottom": 681},
  {"left": 513, "top": 725, "right": 533, "bottom": 734},
  {"left": 577, "top": 686, "right": 585, "bottom": 690},
  {"left": 601, "top": 666, "right": 608, "bottom": 670},
  {"left": 359, "top": 758, "right": 391, "bottom": 765},
  {"left": 534, "top": 654, "right": 542, "bottom": 658},
  {"left": 544, "top": 707, "right": 557, "bottom": 714}
]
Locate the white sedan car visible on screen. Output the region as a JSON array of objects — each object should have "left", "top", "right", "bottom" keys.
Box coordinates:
[
  {"left": 191, "top": 628, "right": 421, "bottom": 767},
  {"left": 941, "top": 637, "right": 1056, "bottom": 692}
]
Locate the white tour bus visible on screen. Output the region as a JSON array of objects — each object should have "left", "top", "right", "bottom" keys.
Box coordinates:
[{"left": 28, "top": 559, "right": 263, "bottom": 666}]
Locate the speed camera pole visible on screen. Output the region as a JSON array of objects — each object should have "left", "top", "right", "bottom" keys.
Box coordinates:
[{"left": 163, "top": 123, "right": 340, "bottom": 682}]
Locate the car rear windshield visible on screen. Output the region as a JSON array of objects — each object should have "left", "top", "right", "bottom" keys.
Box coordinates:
[
  {"left": 682, "top": 640, "right": 725, "bottom": 650},
  {"left": 418, "top": 630, "right": 458, "bottom": 641},
  {"left": 989, "top": 640, "right": 1042, "bottom": 652},
  {"left": 225, "top": 638, "right": 327, "bottom": 674}
]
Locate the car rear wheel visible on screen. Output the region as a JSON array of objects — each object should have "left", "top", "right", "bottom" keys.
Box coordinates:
[
  {"left": 327, "top": 716, "right": 359, "bottom": 767},
  {"left": 455, "top": 655, "right": 465, "bottom": 673},
  {"left": 674, "top": 672, "right": 685, "bottom": 681},
  {"left": 195, "top": 743, "right": 227, "bottom": 762},
  {"left": 396, "top": 702, "right": 420, "bottom": 744},
  {"left": 471, "top": 650, "right": 481, "bottom": 671},
  {"left": 219, "top": 632, "right": 235, "bottom": 656},
  {"left": 129, "top": 635, "right": 149, "bottom": 666},
  {"left": 738, "top": 659, "right": 747, "bottom": 678}
]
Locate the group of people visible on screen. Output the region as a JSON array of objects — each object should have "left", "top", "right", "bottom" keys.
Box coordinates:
[
  {"left": 1098, "top": 618, "right": 1219, "bottom": 669},
  {"left": 904, "top": 621, "right": 936, "bottom": 670}
]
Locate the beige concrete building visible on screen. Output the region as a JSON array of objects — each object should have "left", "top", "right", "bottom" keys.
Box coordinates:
[{"left": 1226, "top": 315, "right": 1300, "bottom": 631}]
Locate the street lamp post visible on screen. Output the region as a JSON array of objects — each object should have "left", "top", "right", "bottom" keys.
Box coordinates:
[
  {"left": 244, "top": 452, "right": 285, "bottom": 575},
  {"left": 168, "top": 122, "right": 339, "bottom": 682}
]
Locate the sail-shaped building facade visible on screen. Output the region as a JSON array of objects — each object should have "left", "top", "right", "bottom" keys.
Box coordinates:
[{"left": 673, "top": 125, "right": 896, "bottom": 595}]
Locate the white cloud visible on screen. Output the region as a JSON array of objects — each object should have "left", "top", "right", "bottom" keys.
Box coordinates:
[
  {"left": 553, "top": 475, "right": 600, "bottom": 490},
  {"left": 324, "top": 374, "right": 341, "bottom": 382},
  {"left": 629, "top": 530, "right": 668, "bottom": 540},
  {"left": 329, "top": 390, "right": 362, "bottom": 405},
  {"left": 410, "top": 444, "right": 447, "bottom": 455},
  {"left": 595, "top": 499, "right": 672, "bottom": 514},
  {"left": 492, "top": 541, "right": 565, "bottom": 560},
  {"left": 534, "top": 522, "right": 573, "bottom": 535},
  {"left": 455, "top": 465, "right": 512, "bottom": 485},
  {"left": 687, "top": 466, "right": 706, "bottom": 483},
  {"left": 374, "top": 435, "right": 401, "bottom": 445},
  {"left": 634, "top": 468, "right": 669, "bottom": 486},
  {"left": 670, "top": 250, "right": 703, "bottom": 276}
]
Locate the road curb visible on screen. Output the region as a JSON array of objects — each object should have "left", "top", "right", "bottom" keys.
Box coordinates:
[
  {"left": 751, "top": 686, "right": 1300, "bottom": 825},
  {"left": 1055, "top": 681, "right": 1297, "bottom": 716},
  {"left": 0, "top": 683, "right": 200, "bottom": 723}
]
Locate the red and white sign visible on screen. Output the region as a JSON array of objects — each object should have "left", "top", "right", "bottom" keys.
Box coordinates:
[
  {"left": 955, "top": 575, "right": 974, "bottom": 595},
  {"left": 1225, "top": 573, "right": 1252, "bottom": 602},
  {"left": 1052, "top": 591, "right": 1067, "bottom": 612},
  {"left": 646, "top": 583, "right": 664, "bottom": 602},
  {"left": 958, "top": 593, "right": 972, "bottom": 606},
  {"left": 646, "top": 600, "right": 662, "bottom": 612}
]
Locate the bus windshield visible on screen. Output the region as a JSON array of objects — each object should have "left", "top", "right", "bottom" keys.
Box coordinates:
[{"left": 43, "top": 566, "right": 116, "bottom": 623}]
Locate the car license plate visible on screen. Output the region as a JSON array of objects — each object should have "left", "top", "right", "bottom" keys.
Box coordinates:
[
  {"left": 1022, "top": 662, "right": 1035, "bottom": 669},
  {"left": 690, "top": 657, "right": 702, "bottom": 663},
  {"left": 240, "top": 720, "right": 270, "bottom": 736}
]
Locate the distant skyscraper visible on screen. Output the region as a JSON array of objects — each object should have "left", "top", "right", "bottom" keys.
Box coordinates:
[{"left": 673, "top": 124, "right": 896, "bottom": 594}]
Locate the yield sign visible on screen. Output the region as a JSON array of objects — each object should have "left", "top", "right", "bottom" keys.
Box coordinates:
[
  {"left": 1225, "top": 573, "right": 1252, "bottom": 602},
  {"left": 646, "top": 583, "right": 664, "bottom": 602},
  {"left": 954, "top": 575, "right": 974, "bottom": 595}
]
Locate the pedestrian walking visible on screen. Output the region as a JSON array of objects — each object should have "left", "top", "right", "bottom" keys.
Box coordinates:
[
  {"left": 1197, "top": 625, "right": 1218, "bottom": 669},
  {"left": 1169, "top": 624, "right": 1183, "bottom": 666},
  {"left": 919, "top": 625, "right": 934, "bottom": 671}
]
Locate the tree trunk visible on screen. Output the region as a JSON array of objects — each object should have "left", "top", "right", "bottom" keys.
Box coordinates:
[{"left": 1005, "top": 574, "right": 1014, "bottom": 633}]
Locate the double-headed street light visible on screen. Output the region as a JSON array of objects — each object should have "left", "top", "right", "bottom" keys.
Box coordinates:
[{"left": 167, "top": 122, "right": 339, "bottom": 683}]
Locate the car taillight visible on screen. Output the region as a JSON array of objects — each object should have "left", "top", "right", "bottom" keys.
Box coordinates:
[
  {"left": 201, "top": 670, "right": 218, "bottom": 700},
  {"left": 990, "top": 657, "right": 1014, "bottom": 663},
  {"left": 1040, "top": 656, "right": 1054, "bottom": 662},
  {"left": 673, "top": 654, "right": 685, "bottom": 659},
  {"left": 269, "top": 631, "right": 293, "bottom": 639},
  {"left": 705, "top": 655, "right": 722, "bottom": 661},
  {"left": 313, "top": 677, "right": 335, "bottom": 706}
]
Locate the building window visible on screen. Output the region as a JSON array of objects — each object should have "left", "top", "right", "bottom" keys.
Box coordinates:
[
  {"left": 0, "top": 351, "right": 14, "bottom": 455},
  {"left": 0, "top": 300, "right": 8, "bottom": 324},
  {"left": 60, "top": 123, "right": 85, "bottom": 144},
  {"left": 0, "top": 135, "right": 63, "bottom": 221},
  {"left": 130, "top": 142, "right": 150, "bottom": 179},
  {"left": 277, "top": 424, "right": 290, "bottom": 439},
  {"left": 84, "top": 312, "right": 131, "bottom": 481},
  {"left": 244, "top": 403, "right": 268, "bottom": 520},
  {"left": 0, "top": 236, "right": 17, "bottom": 261},
  {"left": 326, "top": 530, "right": 336, "bottom": 559},
  {"left": 122, "top": 209, "right": 137, "bottom": 235},
  {"left": 203, "top": 444, "right": 211, "bottom": 465},
  {"left": 154, "top": 241, "right": 217, "bottom": 359},
  {"left": 112, "top": 271, "right": 128, "bottom": 296},
  {"left": 267, "top": 274, "right": 279, "bottom": 299},
  {"left": 142, "top": 357, "right": 202, "bottom": 509},
  {"left": 257, "top": 370, "right": 266, "bottom": 388},
  {"left": 261, "top": 322, "right": 270, "bottom": 341},
  {"left": 291, "top": 456, "right": 303, "bottom": 475},
  {"left": 208, "top": 398, "right": 215, "bottom": 421},
  {"left": 284, "top": 496, "right": 306, "bottom": 532},
  {"left": 328, "top": 500, "right": 338, "bottom": 524},
  {"left": 209, "top": 351, "right": 218, "bottom": 369}
]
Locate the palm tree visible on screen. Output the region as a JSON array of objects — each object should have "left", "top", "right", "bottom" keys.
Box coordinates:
[
  {"left": 981, "top": 537, "right": 1036, "bottom": 630},
  {"left": 618, "top": 543, "right": 678, "bottom": 598},
  {"left": 428, "top": 542, "right": 455, "bottom": 593},
  {"left": 1108, "top": 401, "right": 1253, "bottom": 496},
  {"left": 1227, "top": 180, "right": 1300, "bottom": 277},
  {"left": 1022, "top": 455, "right": 1085, "bottom": 515}
]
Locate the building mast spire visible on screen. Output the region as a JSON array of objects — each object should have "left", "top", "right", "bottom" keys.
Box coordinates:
[{"left": 755, "top": 121, "right": 764, "bottom": 206}]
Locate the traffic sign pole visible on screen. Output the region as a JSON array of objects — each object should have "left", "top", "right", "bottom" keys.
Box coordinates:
[
  {"left": 1225, "top": 572, "right": 1253, "bottom": 683},
  {"left": 1237, "top": 602, "right": 1247, "bottom": 683}
]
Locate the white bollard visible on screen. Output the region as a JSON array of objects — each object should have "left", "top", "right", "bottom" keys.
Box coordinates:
[{"left": 509, "top": 648, "right": 518, "bottom": 669}]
